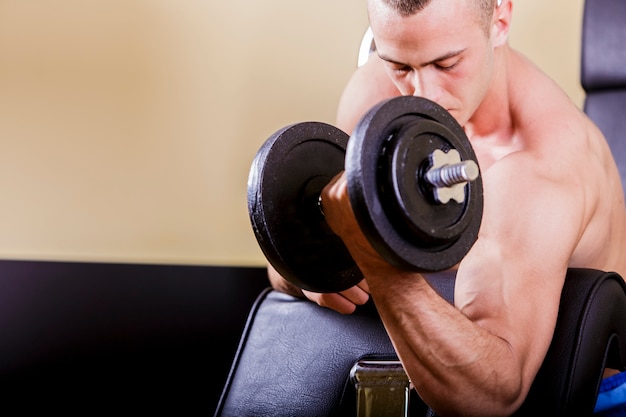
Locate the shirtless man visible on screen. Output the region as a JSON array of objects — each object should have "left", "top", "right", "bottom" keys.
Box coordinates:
[{"left": 269, "top": 0, "right": 626, "bottom": 415}]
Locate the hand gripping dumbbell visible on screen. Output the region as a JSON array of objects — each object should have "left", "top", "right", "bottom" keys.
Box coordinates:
[{"left": 247, "top": 96, "right": 483, "bottom": 293}]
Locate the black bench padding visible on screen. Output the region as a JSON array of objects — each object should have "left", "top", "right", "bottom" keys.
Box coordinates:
[
  {"left": 581, "top": 0, "right": 626, "bottom": 90},
  {"left": 215, "top": 288, "right": 398, "bottom": 417},
  {"left": 216, "top": 269, "right": 626, "bottom": 416},
  {"left": 581, "top": 0, "right": 626, "bottom": 196},
  {"left": 515, "top": 269, "right": 626, "bottom": 416}
]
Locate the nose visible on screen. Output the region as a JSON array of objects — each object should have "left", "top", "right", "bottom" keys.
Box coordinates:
[{"left": 403, "top": 71, "right": 443, "bottom": 103}]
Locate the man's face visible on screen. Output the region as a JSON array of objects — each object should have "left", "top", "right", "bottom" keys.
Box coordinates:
[{"left": 369, "top": 0, "right": 495, "bottom": 126}]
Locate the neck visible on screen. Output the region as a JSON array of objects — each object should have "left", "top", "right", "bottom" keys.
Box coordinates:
[{"left": 464, "top": 45, "right": 513, "bottom": 140}]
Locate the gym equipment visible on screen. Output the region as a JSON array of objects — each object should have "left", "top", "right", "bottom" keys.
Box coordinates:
[
  {"left": 248, "top": 121, "right": 360, "bottom": 293},
  {"left": 248, "top": 96, "right": 483, "bottom": 293}
]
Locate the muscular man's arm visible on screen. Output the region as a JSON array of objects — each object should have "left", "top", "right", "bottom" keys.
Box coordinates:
[{"left": 320, "top": 153, "right": 585, "bottom": 416}]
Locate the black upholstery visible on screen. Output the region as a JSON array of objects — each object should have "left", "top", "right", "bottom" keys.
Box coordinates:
[
  {"left": 215, "top": 271, "right": 455, "bottom": 417},
  {"left": 581, "top": 0, "right": 626, "bottom": 196},
  {"left": 215, "top": 288, "right": 399, "bottom": 417},
  {"left": 580, "top": 0, "right": 626, "bottom": 90},
  {"left": 514, "top": 270, "right": 626, "bottom": 416},
  {"left": 215, "top": 269, "right": 626, "bottom": 417}
]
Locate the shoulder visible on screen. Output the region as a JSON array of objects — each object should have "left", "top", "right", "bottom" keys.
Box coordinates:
[
  {"left": 480, "top": 147, "right": 586, "bottom": 257},
  {"left": 335, "top": 55, "right": 400, "bottom": 134},
  {"left": 506, "top": 52, "right": 593, "bottom": 169}
]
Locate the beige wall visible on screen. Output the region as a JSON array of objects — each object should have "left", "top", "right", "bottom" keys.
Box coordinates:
[{"left": 0, "top": 0, "right": 584, "bottom": 266}]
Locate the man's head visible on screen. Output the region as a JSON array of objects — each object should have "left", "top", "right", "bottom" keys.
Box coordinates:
[{"left": 368, "top": 0, "right": 511, "bottom": 126}]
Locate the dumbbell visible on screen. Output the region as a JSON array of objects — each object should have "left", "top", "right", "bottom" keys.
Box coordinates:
[{"left": 247, "top": 96, "right": 483, "bottom": 293}]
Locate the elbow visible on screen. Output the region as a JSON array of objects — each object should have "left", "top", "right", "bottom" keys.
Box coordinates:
[{"left": 429, "top": 375, "right": 528, "bottom": 417}]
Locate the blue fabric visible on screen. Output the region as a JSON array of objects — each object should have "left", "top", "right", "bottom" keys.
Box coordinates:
[{"left": 595, "top": 371, "right": 626, "bottom": 416}]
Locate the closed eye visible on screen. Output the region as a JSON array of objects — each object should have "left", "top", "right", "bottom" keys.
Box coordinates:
[
  {"left": 434, "top": 58, "right": 461, "bottom": 71},
  {"left": 379, "top": 48, "right": 465, "bottom": 74},
  {"left": 387, "top": 63, "right": 413, "bottom": 77},
  {"left": 387, "top": 61, "right": 411, "bottom": 71},
  {"left": 393, "top": 66, "right": 412, "bottom": 74}
]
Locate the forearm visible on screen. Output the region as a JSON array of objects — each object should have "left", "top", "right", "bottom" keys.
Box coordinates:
[{"left": 368, "top": 273, "right": 527, "bottom": 417}]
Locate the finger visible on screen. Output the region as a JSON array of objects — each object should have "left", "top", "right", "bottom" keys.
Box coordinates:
[
  {"left": 303, "top": 290, "right": 360, "bottom": 315},
  {"left": 339, "top": 281, "right": 370, "bottom": 305},
  {"left": 357, "top": 279, "right": 370, "bottom": 294}
]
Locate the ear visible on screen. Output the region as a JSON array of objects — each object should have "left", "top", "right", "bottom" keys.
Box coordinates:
[{"left": 491, "top": 0, "right": 512, "bottom": 47}]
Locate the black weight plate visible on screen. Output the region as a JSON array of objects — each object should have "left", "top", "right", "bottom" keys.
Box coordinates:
[
  {"left": 387, "top": 118, "right": 473, "bottom": 243},
  {"left": 248, "top": 121, "right": 363, "bottom": 293},
  {"left": 345, "top": 96, "right": 483, "bottom": 272}
]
